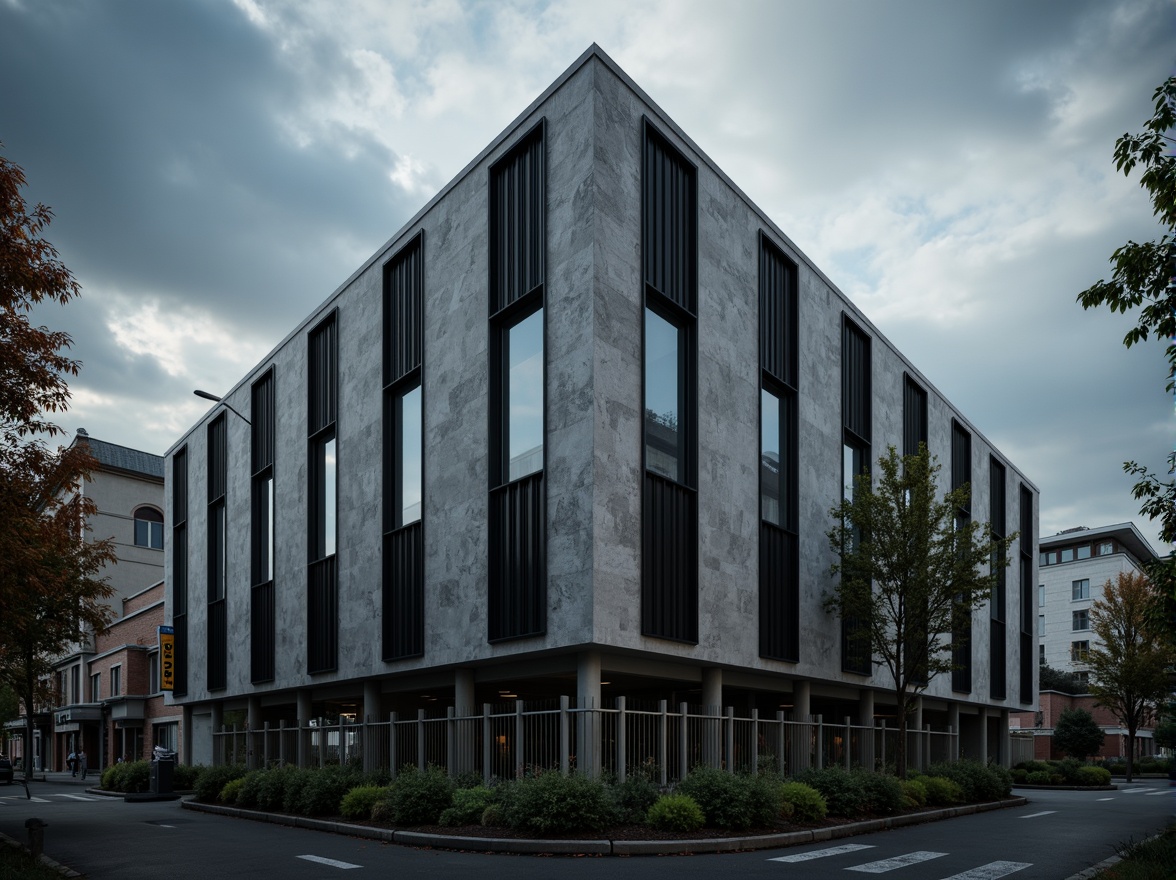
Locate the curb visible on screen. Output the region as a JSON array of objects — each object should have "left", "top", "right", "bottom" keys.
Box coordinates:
[
  {"left": 182, "top": 796, "right": 1029, "bottom": 856},
  {"left": 0, "top": 830, "right": 82, "bottom": 878}
]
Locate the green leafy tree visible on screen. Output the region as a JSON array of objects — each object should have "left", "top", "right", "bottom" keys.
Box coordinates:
[
  {"left": 1085, "top": 571, "right": 1170, "bottom": 782},
  {"left": 1076, "top": 77, "right": 1176, "bottom": 619},
  {"left": 825, "top": 445, "right": 1014, "bottom": 778},
  {"left": 1052, "top": 708, "right": 1105, "bottom": 761},
  {"left": 1153, "top": 699, "right": 1176, "bottom": 751},
  {"left": 0, "top": 147, "right": 114, "bottom": 779},
  {"left": 1038, "top": 663, "right": 1088, "bottom": 695}
]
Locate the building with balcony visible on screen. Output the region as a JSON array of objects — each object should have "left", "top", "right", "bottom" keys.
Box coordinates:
[{"left": 166, "top": 46, "right": 1039, "bottom": 772}]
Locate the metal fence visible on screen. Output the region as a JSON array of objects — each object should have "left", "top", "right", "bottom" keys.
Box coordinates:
[{"left": 212, "top": 697, "right": 964, "bottom": 783}]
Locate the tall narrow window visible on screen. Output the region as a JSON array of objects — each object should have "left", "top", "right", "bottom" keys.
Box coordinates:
[
  {"left": 383, "top": 233, "right": 425, "bottom": 659},
  {"left": 1019, "top": 483, "right": 1035, "bottom": 704},
  {"left": 759, "top": 234, "right": 798, "bottom": 661},
  {"left": 902, "top": 374, "right": 930, "bottom": 684},
  {"left": 172, "top": 446, "right": 188, "bottom": 696},
  {"left": 642, "top": 120, "right": 697, "bottom": 644},
  {"left": 989, "top": 456, "right": 1007, "bottom": 700},
  {"left": 489, "top": 122, "right": 546, "bottom": 643},
  {"left": 308, "top": 312, "right": 338, "bottom": 674},
  {"left": 250, "top": 368, "right": 275, "bottom": 683},
  {"left": 841, "top": 316, "right": 872, "bottom": 674},
  {"left": 951, "top": 420, "right": 972, "bottom": 692},
  {"left": 206, "top": 415, "right": 227, "bottom": 691}
]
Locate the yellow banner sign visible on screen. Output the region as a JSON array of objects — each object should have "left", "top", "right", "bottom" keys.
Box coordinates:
[{"left": 159, "top": 625, "right": 175, "bottom": 692}]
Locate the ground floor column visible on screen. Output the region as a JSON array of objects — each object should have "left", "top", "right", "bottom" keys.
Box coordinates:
[
  {"left": 453, "top": 669, "right": 476, "bottom": 775},
  {"left": 181, "top": 704, "right": 193, "bottom": 765},
  {"left": 577, "top": 652, "right": 602, "bottom": 777},
  {"left": 948, "top": 703, "right": 960, "bottom": 761},
  {"left": 209, "top": 702, "right": 224, "bottom": 766},
  {"left": 912, "top": 696, "right": 925, "bottom": 771},
  {"left": 858, "top": 689, "right": 875, "bottom": 770},
  {"left": 297, "top": 690, "right": 312, "bottom": 768},
  {"left": 701, "top": 667, "right": 723, "bottom": 769},
  {"left": 791, "top": 680, "right": 812, "bottom": 774},
  {"left": 246, "top": 697, "right": 262, "bottom": 769},
  {"left": 978, "top": 708, "right": 989, "bottom": 765},
  {"left": 998, "top": 709, "right": 1010, "bottom": 767}
]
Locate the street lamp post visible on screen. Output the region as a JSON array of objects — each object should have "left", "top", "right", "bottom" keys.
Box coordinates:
[{"left": 193, "top": 390, "right": 251, "bottom": 425}]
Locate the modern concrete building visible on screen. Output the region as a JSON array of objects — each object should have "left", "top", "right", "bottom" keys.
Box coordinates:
[{"left": 166, "top": 46, "right": 1038, "bottom": 769}]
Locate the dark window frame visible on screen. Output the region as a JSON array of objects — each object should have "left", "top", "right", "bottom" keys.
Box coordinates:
[
  {"left": 840, "top": 314, "right": 872, "bottom": 675},
  {"left": 307, "top": 310, "right": 339, "bottom": 675}
]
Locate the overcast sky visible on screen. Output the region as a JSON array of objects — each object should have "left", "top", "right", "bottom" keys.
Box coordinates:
[{"left": 1, "top": 0, "right": 1172, "bottom": 553}]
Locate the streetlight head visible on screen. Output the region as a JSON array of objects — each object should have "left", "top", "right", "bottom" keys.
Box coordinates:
[{"left": 193, "top": 389, "right": 221, "bottom": 403}]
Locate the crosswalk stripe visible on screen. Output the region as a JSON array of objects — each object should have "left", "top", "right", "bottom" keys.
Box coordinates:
[
  {"left": 1144, "top": 791, "right": 1170, "bottom": 797},
  {"left": 936, "top": 860, "right": 1032, "bottom": 880},
  {"left": 55, "top": 794, "right": 99, "bottom": 801},
  {"left": 846, "top": 851, "right": 948, "bottom": 873},
  {"left": 1018, "top": 810, "right": 1056, "bottom": 818},
  {"left": 297, "top": 855, "right": 362, "bottom": 870},
  {"left": 1121, "top": 788, "right": 1153, "bottom": 793},
  {"left": 769, "top": 844, "right": 875, "bottom": 862},
  {"left": 1097, "top": 797, "right": 1115, "bottom": 801}
]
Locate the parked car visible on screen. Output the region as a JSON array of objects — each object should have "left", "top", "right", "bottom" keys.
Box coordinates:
[{"left": 0, "top": 757, "right": 13, "bottom": 784}]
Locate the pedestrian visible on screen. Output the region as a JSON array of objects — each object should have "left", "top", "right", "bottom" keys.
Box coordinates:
[
  {"left": 78, "top": 749, "right": 88, "bottom": 780},
  {"left": 67, "top": 751, "right": 76, "bottom": 777}
]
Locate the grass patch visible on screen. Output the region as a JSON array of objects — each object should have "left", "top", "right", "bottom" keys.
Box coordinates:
[
  {"left": 0, "top": 843, "right": 68, "bottom": 880},
  {"left": 1102, "top": 825, "right": 1176, "bottom": 880}
]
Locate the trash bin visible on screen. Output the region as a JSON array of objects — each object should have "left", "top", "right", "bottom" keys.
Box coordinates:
[{"left": 150, "top": 747, "right": 177, "bottom": 795}]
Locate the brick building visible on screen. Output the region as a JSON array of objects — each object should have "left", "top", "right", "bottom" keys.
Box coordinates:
[{"left": 1010, "top": 689, "right": 1159, "bottom": 761}]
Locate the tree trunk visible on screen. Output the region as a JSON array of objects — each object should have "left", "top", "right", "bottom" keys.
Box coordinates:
[
  {"left": 894, "top": 688, "right": 908, "bottom": 779},
  {"left": 21, "top": 664, "right": 36, "bottom": 783},
  {"left": 1125, "top": 726, "right": 1136, "bottom": 782}
]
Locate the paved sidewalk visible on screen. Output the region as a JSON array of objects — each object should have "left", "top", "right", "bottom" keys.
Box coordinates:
[{"left": 14, "top": 770, "right": 102, "bottom": 788}]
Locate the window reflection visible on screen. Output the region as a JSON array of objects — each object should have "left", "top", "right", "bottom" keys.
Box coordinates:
[
  {"left": 323, "top": 436, "right": 336, "bottom": 557},
  {"left": 761, "top": 389, "right": 780, "bottom": 525},
  {"left": 508, "top": 309, "right": 543, "bottom": 481},
  {"left": 264, "top": 476, "right": 274, "bottom": 581},
  {"left": 401, "top": 385, "right": 422, "bottom": 524},
  {"left": 645, "top": 309, "right": 680, "bottom": 482}
]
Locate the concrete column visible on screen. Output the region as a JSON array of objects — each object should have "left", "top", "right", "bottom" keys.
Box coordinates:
[
  {"left": 858, "top": 689, "right": 875, "bottom": 725},
  {"left": 913, "top": 696, "right": 924, "bottom": 771},
  {"left": 363, "top": 680, "right": 381, "bottom": 720},
  {"left": 209, "top": 702, "right": 224, "bottom": 766},
  {"left": 453, "top": 669, "right": 476, "bottom": 775},
  {"left": 181, "top": 705, "right": 193, "bottom": 765},
  {"left": 998, "top": 709, "right": 1010, "bottom": 767},
  {"left": 858, "top": 689, "right": 875, "bottom": 771},
  {"left": 701, "top": 667, "right": 723, "bottom": 769},
  {"left": 297, "top": 690, "right": 312, "bottom": 769},
  {"left": 577, "top": 652, "right": 601, "bottom": 777},
  {"left": 246, "top": 697, "right": 262, "bottom": 769},
  {"left": 978, "top": 709, "right": 989, "bottom": 765},
  {"left": 948, "top": 703, "right": 960, "bottom": 761},
  {"left": 454, "top": 669, "right": 475, "bottom": 715},
  {"left": 793, "top": 681, "right": 811, "bottom": 720}
]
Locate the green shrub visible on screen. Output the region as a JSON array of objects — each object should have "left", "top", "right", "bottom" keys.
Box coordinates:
[
  {"left": 612, "top": 776, "right": 660, "bottom": 824},
  {"left": 1076, "top": 765, "right": 1111, "bottom": 786},
  {"left": 674, "top": 766, "right": 782, "bottom": 830},
  {"left": 1011, "top": 768, "right": 1028, "bottom": 784},
  {"left": 1026, "top": 770, "right": 1052, "bottom": 785},
  {"left": 281, "top": 768, "right": 315, "bottom": 813},
  {"left": 780, "top": 782, "right": 828, "bottom": 822},
  {"left": 922, "top": 776, "right": 963, "bottom": 805},
  {"left": 173, "top": 763, "right": 202, "bottom": 790},
  {"left": 646, "top": 794, "right": 705, "bottom": 832},
  {"left": 220, "top": 777, "right": 246, "bottom": 804},
  {"left": 234, "top": 770, "right": 263, "bottom": 808},
  {"left": 195, "top": 764, "right": 246, "bottom": 802},
  {"left": 1014, "top": 760, "right": 1049, "bottom": 773},
  {"left": 439, "top": 786, "right": 496, "bottom": 826},
  {"left": 341, "top": 785, "right": 389, "bottom": 820},
  {"left": 1052, "top": 757, "right": 1084, "bottom": 784},
  {"left": 501, "top": 772, "right": 618, "bottom": 835},
  {"left": 100, "top": 760, "right": 151, "bottom": 793},
  {"left": 901, "top": 778, "right": 927, "bottom": 808},
  {"left": 298, "top": 765, "right": 365, "bottom": 817},
  {"left": 385, "top": 766, "right": 455, "bottom": 825},
  {"left": 252, "top": 765, "right": 298, "bottom": 812},
  {"left": 794, "top": 766, "right": 868, "bottom": 818},
  {"left": 926, "top": 760, "right": 1010, "bottom": 801},
  {"left": 852, "top": 769, "right": 905, "bottom": 815},
  {"left": 481, "top": 803, "right": 506, "bottom": 826}
]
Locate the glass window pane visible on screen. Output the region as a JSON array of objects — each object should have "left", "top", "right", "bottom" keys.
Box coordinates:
[
  {"left": 323, "top": 437, "right": 337, "bottom": 557},
  {"left": 645, "top": 309, "right": 680, "bottom": 481},
  {"left": 266, "top": 476, "right": 274, "bottom": 580},
  {"left": 761, "top": 388, "right": 780, "bottom": 525},
  {"left": 401, "top": 385, "right": 422, "bottom": 524},
  {"left": 150, "top": 521, "right": 164, "bottom": 550},
  {"left": 1076, "top": 545, "right": 1091, "bottom": 560},
  {"left": 507, "top": 309, "right": 544, "bottom": 481},
  {"left": 135, "top": 519, "right": 148, "bottom": 546},
  {"left": 843, "top": 444, "right": 858, "bottom": 502}
]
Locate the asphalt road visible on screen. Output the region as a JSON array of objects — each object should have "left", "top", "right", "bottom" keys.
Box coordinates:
[{"left": 0, "top": 782, "right": 1170, "bottom": 879}]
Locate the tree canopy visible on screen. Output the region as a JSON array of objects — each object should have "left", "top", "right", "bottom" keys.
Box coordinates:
[
  {"left": 1076, "top": 76, "right": 1176, "bottom": 618},
  {"left": 1052, "top": 707, "right": 1105, "bottom": 761},
  {"left": 825, "top": 444, "right": 1014, "bottom": 777},
  {"left": 1085, "top": 571, "right": 1170, "bottom": 781},
  {"left": 0, "top": 147, "right": 114, "bottom": 778}
]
